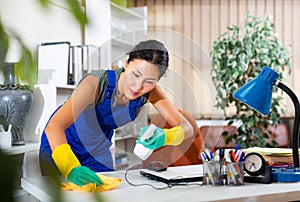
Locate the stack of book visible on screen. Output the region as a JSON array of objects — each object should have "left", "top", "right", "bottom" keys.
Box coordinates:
[{"left": 243, "top": 147, "right": 300, "bottom": 164}]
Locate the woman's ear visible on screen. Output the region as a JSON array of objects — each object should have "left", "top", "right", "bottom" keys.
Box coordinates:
[{"left": 123, "top": 55, "right": 129, "bottom": 68}]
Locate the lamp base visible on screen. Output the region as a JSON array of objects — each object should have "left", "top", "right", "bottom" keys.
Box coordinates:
[
  {"left": 272, "top": 167, "right": 300, "bottom": 182},
  {"left": 244, "top": 164, "right": 273, "bottom": 184}
]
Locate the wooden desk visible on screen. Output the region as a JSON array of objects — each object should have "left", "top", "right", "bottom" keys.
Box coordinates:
[{"left": 22, "top": 168, "right": 300, "bottom": 202}]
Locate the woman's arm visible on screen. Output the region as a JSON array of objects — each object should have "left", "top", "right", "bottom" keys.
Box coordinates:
[
  {"left": 148, "top": 86, "right": 194, "bottom": 139},
  {"left": 45, "top": 75, "right": 99, "bottom": 151}
]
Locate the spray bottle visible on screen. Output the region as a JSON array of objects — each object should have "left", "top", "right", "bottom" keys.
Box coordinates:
[{"left": 133, "top": 124, "right": 157, "bottom": 160}]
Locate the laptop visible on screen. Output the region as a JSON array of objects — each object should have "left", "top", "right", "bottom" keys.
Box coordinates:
[{"left": 139, "top": 164, "right": 203, "bottom": 185}]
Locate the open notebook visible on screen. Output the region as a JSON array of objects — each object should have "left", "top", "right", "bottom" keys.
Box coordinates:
[{"left": 139, "top": 164, "right": 203, "bottom": 185}]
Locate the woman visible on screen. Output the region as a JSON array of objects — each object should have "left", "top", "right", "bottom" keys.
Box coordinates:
[{"left": 39, "top": 39, "right": 193, "bottom": 187}]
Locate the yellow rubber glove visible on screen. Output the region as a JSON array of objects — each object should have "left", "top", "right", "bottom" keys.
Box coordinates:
[
  {"left": 52, "top": 144, "right": 103, "bottom": 186},
  {"left": 137, "top": 126, "right": 184, "bottom": 150},
  {"left": 164, "top": 126, "right": 185, "bottom": 146},
  {"left": 52, "top": 144, "right": 81, "bottom": 178}
]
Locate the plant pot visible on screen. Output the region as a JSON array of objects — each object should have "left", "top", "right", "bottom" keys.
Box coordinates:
[{"left": 0, "top": 62, "right": 34, "bottom": 145}]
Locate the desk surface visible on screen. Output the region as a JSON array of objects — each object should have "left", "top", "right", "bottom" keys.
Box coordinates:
[{"left": 22, "top": 168, "right": 300, "bottom": 202}]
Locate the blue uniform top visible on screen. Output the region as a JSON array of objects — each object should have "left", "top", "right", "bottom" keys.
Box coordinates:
[{"left": 39, "top": 68, "right": 148, "bottom": 173}]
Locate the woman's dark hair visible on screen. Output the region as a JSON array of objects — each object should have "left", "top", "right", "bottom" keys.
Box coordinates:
[{"left": 127, "top": 39, "right": 169, "bottom": 80}]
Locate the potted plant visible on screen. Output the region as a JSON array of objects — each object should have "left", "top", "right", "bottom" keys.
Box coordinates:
[{"left": 210, "top": 13, "right": 291, "bottom": 148}]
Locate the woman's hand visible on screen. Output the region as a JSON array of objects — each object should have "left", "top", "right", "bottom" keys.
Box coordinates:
[
  {"left": 136, "top": 125, "right": 184, "bottom": 150},
  {"left": 52, "top": 144, "right": 103, "bottom": 187}
]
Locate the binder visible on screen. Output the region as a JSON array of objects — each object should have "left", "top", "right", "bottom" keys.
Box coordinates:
[
  {"left": 37, "top": 41, "right": 71, "bottom": 86},
  {"left": 69, "top": 45, "right": 100, "bottom": 85}
]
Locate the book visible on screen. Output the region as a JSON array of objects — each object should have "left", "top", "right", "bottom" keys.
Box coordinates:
[{"left": 243, "top": 147, "right": 300, "bottom": 163}]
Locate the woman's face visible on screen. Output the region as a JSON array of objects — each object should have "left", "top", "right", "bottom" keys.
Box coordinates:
[{"left": 119, "top": 59, "right": 160, "bottom": 100}]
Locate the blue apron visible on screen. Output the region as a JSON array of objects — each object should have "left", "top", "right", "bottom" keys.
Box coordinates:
[{"left": 39, "top": 70, "right": 143, "bottom": 173}]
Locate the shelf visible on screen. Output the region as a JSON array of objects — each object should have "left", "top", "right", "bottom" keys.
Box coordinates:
[
  {"left": 110, "top": 2, "right": 145, "bottom": 20},
  {"left": 2, "top": 142, "right": 40, "bottom": 156},
  {"left": 112, "top": 38, "right": 134, "bottom": 48},
  {"left": 110, "top": 2, "right": 147, "bottom": 65},
  {"left": 56, "top": 84, "right": 76, "bottom": 89}
]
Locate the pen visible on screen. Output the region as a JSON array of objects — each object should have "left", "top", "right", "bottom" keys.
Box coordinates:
[
  {"left": 229, "top": 150, "right": 243, "bottom": 184},
  {"left": 219, "top": 149, "right": 226, "bottom": 185},
  {"left": 201, "top": 152, "right": 215, "bottom": 185},
  {"left": 234, "top": 143, "right": 241, "bottom": 154},
  {"left": 204, "top": 151, "right": 211, "bottom": 161},
  {"left": 219, "top": 148, "right": 225, "bottom": 161},
  {"left": 200, "top": 152, "right": 207, "bottom": 161},
  {"left": 211, "top": 147, "right": 215, "bottom": 156},
  {"left": 235, "top": 150, "right": 242, "bottom": 160},
  {"left": 210, "top": 151, "right": 214, "bottom": 161},
  {"left": 238, "top": 151, "right": 245, "bottom": 162},
  {"left": 225, "top": 154, "right": 237, "bottom": 185},
  {"left": 229, "top": 150, "right": 237, "bottom": 162},
  {"left": 227, "top": 163, "right": 237, "bottom": 185},
  {"left": 214, "top": 149, "right": 220, "bottom": 161},
  {"left": 206, "top": 167, "right": 215, "bottom": 185}
]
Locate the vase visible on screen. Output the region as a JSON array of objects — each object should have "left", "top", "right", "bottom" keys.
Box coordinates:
[{"left": 0, "top": 62, "right": 34, "bottom": 145}]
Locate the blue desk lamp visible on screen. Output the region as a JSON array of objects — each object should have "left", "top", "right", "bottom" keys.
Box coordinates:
[{"left": 233, "top": 66, "right": 300, "bottom": 182}]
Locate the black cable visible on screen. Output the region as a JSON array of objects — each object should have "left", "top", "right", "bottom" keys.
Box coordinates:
[
  {"left": 124, "top": 164, "right": 171, "bottom": 190},
  {"left": 124, "top": 164, "right": 203, "bottom": 190}
]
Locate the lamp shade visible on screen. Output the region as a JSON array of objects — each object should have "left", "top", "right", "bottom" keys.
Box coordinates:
[{"left": 233, "top": 66, "right": 279, "bottom": 116}]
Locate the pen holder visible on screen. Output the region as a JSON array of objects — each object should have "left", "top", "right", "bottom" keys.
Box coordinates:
[
  {"left": 0, "top": 131, "right": 12, "bottom": 149},
  {"left": 203, "top": 161, "right": 226, "bottom": 186},
  {"left": 226, "top": 161, "right": 244, "bottom": 186}
]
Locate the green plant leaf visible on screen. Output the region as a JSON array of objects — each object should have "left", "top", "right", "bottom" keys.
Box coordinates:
[
  {"left": 210, "top": 12, "right": 290, "bottom": 147},
  {"left": 0, "top": 17, "right": 9, "bottom": 67},
  {"left": 16, "top": 45, "right": 38, "bottom": 90}
]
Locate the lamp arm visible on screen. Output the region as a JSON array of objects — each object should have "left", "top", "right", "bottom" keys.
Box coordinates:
[{"left": 276, "top": 81, "right": 300, "bottom": 169}]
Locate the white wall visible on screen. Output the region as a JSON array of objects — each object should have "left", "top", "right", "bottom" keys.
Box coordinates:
[
  {"left": 0, "top": 0, "right": 82, "bottom": 60},
  {"left": 85, "top": 0, "right": 112, "bottom": 68},
  {"left": 85, "top": 0, "right": 111, "bottom": 46}
]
